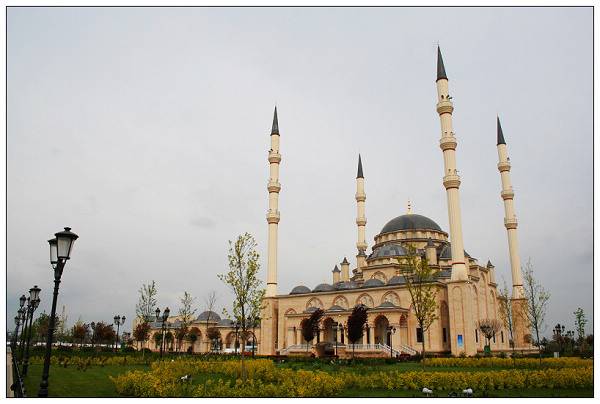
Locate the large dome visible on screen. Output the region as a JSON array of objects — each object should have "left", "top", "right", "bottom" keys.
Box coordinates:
[{"left": 380, "top": 214, "right": 442, "bottom": 234}]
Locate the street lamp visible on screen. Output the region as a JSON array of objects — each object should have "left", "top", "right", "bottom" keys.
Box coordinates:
[
  {"left": 156, "top": 307, "right": 170, "bottom": 358},
  {"left": 113, "top": 315, "right": 126, "bottom": 352},
  {"left": 553, "top": 323, "right": 565, "bottom": 354},
  {"left": 21, "top": 286, "right": 41, "bottom": 376},
  {"left": 38, "top": 227, "right": 78, "bottom": 398},
  {"left": 387, "top": 325, "right": 397, "bottom": 359},
  {"left": 12, "top": 295, "right": 27, "bottom": 352},
  {"left": 18, "top": 298, "right": 30, "bottom": 363}
]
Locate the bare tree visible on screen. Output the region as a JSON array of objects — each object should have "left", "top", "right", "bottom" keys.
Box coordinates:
[
  {"left": 497, "top": 280, "right": 516, "bottom": 363},
  {"left": 477, "top": 319, "right": 502, "bottom": 354},
  {"left": 177, "top": 291, "right": 197, "bottom": 352},
  {"left": 135, "top": 281, "right": 158, "bottom": 323},
  {"left": 400, "top": 245, "right": 440, "bottom": 369},
  {"left": 203, "top": 290, "right": 218, "bottom": 351},
  {"left": 522, "top": 259, "right": 550, "bottom": 365}
]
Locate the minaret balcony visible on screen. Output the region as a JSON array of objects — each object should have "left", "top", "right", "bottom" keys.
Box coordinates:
[
  {"left": 266, "top": 210, "right": 280, "bottom": 224},
  {"left": 267, "top": 181, "right": 281, "bottom": 193},
  {"left": 268, "top": 152, "right": 282, "bottom": 164},
  {"left": 501, "top": 189, "right": 515, "bottom": 200},
  {"left": 439, "top": 136, "right": 457, "bottom": 151},
  {"left": 356, "top": 217, "right": 367, "bottom": 226},
  {"left": 355, "top": 192, "right": 366, "bottom": 202},
  {"left": 443, "top": 174, "right": 461, "bottom": 189},
  {"left": 504, "top": 217, "right": 518, "bottom": 229},
  {"left": 436, "top": 100, "right": 454, "bottom": 115},
  {"left": 498, "top": 161, "right": 511, "bottom": 172},
  {"left": 356, "top": 242, "right": 368, "bottom": 251}
]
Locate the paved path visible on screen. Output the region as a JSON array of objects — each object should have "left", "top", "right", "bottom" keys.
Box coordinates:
[{"left": 7, "top": 349, "right": 14, "bottom": 398}]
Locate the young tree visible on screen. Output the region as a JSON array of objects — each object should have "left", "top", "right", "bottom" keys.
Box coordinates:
[
  {"left": 574, "top": 307, "right": 587, "bottom": 346},
  {"left": 498, "top": 280, "right": 516, "bottom": 363},
  {"left": 94, "top": 322, "right": 116, "bottom": 346},
  {"left": 477, "top": 319, "right": 502, "bottom": 354},
  {"left": 300, "top": 308, "right": 324, "bottom": 352},
  {"left": 522, "top": 260, "right": 550, "bottom": 365},
  {"left": 206, "top": 327, "right": 221, "bottom": 352},
  {"left": 346, "top": 305, "right": 368, "bottom": 358},
  {"left": 179, "top": 291, "right": 197, "bottom": 327},
  {"left": 400, "top": 245, "right": 440, "bottom": 368},
  {"left": 164, "top": 331, "right": 174, "bottom": 351},
  {"left": 202, "top": 291, "right": 218, "bottom": 349},
  {"left": 218, "top": 233, "right": 265, "bottom": 382},
  {"left": 153, "top": 332, "right": 163, "bottom": 350},
  {"left": 133, "top": 322, "right": 151, "bottom": 354},
  {"left": 187, "top": 327, "right": 201, "bottom": 353},
  {"left": 135, "top": 281, "right": 158, "bottom": 323},
  {"left": 175, "top": 325, "right": 188, "bottom": 353},
  {"left": 71, "top": 319, "right": 89, "bottom": 347}
]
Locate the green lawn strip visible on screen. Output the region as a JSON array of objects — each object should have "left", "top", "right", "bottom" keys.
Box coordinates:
[
  {"left": 22, "top": 364, "right": 150, "bottom": 398},
  {"left": 338, "top": 387, "right": 594, "bottom": 398}
]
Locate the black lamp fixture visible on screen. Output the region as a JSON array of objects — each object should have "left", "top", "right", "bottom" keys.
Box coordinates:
[
  {"left": 38, "top": 227, "right": 78, "bottom": 398},
  {"left": 21, "top": 286, "right": 41, "bottom": 377},
  {"left": 156, "top": 307, "right": 170, "bottom": 358},
  {"left": 113, "top": 315, "right": 126, "bottom": 352},
  {"left": 387, "top": 325, "right": 397, "bottom": 358}
]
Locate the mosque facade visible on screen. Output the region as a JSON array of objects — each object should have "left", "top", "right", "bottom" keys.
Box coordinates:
[{"left": 259, "top": 48, "right": 532, "bottom": 357}]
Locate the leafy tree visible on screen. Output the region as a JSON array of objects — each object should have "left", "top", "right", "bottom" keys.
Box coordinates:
[
  {"left": 301, "top": 308, "right": 324, "bottom": 352},
  {"left": 187, "top": 327, "right": 201, "bottom": 353},
  {"left": 93, "top": 322, "right": 116, "bottom": 345},
  {"left": 574, "top": 307, "right": 587, "bottom": 345},
  {"left": 400, "top": 245, "right": 440, "bottom": 368},
  {"left": 133, "top": 321, "right": 151, "bottom": 353},
  {"left": 179, "top": 291, "right": 197, "bottom": 327},
  {"left": 477, "top": 319, "right": 502, "bottom": 354},
  {"left": 522, "top": 259, "right": 550, "bottom": 365},
  {"left": 218, "top": 233, "right": 265, "bottom": 381},
  {"left": 165, "top": 331, "right": 174, "bottom": 351},
  {"left": 153, "top": 331, "right": 163, "bottom": 349},
  {"left": 72, "top": 319, "right": 89, "bottom": 346},
  {"left": 31, "top": 312, "right": 62, "bottom": 345},
  {"left": 206, "top": 327, "right": 221, "bottom": 352},
  {"left": 498, "top": 280, "right": 516, "bottom": 364},
  {"left": 135, "top": 281, "right": 158, "bottom": 323},
  {"left": 175, "top": 325, "right": 188, "bottom": 352},
  {"left": 346, "top": 305, "right": 368, "bottom": 358}
]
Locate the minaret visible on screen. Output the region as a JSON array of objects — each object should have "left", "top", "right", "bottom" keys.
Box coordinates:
[
  {"left": 266, "top": 107, "right": 281, "bottom": 297},
  {"left": 435, "top": 47, "right": 475, "bottom": 356},
  {"left": 340, "top": 257, "right": 350, "bottom": 282},
  {"left": 435, "top": 46, "right": 467, "bottom": 281},
  {"left": 355, "top": 155, "right": 368, "bottom": 272},
  {"left": 496, "top": 117, "right": 524, "bottom": 298}
]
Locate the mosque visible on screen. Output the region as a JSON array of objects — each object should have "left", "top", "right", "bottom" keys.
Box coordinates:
[{"left": 258, "top": 47, "right": 532, "bottom": 357}]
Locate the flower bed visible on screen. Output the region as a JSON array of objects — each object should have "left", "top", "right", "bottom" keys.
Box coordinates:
[{"left": 425, "top": 357, "right": 593, "bottom": 369}]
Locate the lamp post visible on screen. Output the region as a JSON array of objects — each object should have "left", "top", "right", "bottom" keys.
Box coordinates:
[
  {"left": 38, "top": 227, "right": 78, "bottom": 398},
  {"left": 387, "top": 325, "right": 397, "bottom": 359},
  {"left": 18, "top": 298, "right": 30, "bottom": 363},
  {"left": 553, "top": 323, "right": 565, "bottom": 354},
  {"left": 334, "top": 322, "right": 342, "bottom": 357},
  {"left": 113, "top": 315, "right": 126, "bottom": 352},
  {"left": 156, "top": 307, "right": 170, "bottom": 359},
  {"left": 12, "top": 295, "right": 26, "bottom": 352},
  {"left": 21, "top": 286, "right": 41, "bottom": 376}
]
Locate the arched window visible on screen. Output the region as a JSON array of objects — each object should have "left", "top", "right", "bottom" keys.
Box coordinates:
[
  {"left": 356, "top": 293, "right": 374, "bottom": 308},
  {"left": 306, "top": 298, "right": 323, "bottom": 310},
  {"left": 333, "top": 295, "right": 349, "bottom": 309}
]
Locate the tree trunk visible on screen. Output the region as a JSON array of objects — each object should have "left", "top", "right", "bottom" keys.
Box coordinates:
[{"left": 421, "top": 339, "right": 426, "bottom": 371}]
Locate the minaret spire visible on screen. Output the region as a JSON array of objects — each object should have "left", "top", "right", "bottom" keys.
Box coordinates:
[
  {"left": 497, "top": 116, "right": 506, "bottom": 145},
  {"left": 271, "top": 106, "right": 279, "bottom": 135},
  {"left": 266, "top": 107, "right": 282, "bottom": 297},
  {"left": 355, "top": 154, "right": 367, "bottom": 276},
  {"left": 437, "top": 46, "right": 448, "bottom": 81},
  {"left": 496, "top": 117, "right": 523, "bottom": 298}
]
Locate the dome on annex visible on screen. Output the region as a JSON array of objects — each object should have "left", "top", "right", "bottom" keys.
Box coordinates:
[
  {"left": 289, "top": 285, "right": 311, "bottom": 295},
  {"left": 196, "top": 311, "right": 221, "bottom": 322},
  {"left": 380, "top": 214, "right": 443, "bottom": 234}
]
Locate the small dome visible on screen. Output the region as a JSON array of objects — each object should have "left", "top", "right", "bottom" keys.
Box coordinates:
[
  {"left": 313, "top": 283, "right": 335, "bottom": 292},
  {"left": 327, "top": 305, "right": 345, "bottom": 312},
  {"left": 387, "top": 275, "right": 406, "bottom": 285},
  {"left": 218, "top": 319, "right": 234, "bottom": 327},
  {"left": 363, "top": 278, "right": 385, "bottom": 288},
  {"left": 197, "top": 311, "right": 221, "bottom": 322},
  {"left": 377, "top": 301, "right": 398, "bottom": 308},
  {"left": 369, "top": 243, "right": 407, "bottom": 259},
  {"left": 290, "top": 285, "right": 311, "bottom": 295},
  {"left": 334, "top": 281, "right": 359, "bottom": 290},
  {"left": 381, "top": 214, "right": 442, "bottom": 234},
  {"left": 439, "top": 243, "right": 470, "bottom": 260},
  {"left": 304, "top": 306, "right": 319, "bottom": 313}
]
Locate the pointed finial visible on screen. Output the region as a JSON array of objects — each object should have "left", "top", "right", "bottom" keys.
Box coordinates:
[
  {"left": 332, "top": 264, "right": 340, "bottom": 273},
  {"left": 437, "top": 46, "right": 448, "bottom": 81},
  {"left": 407, "top": 199, "right": 412, "bottom": 214},
  {"left": 497, "top": 116, "right": 506, "bottom": 145},
  {"left": 271, "top": 106, "right": 279, "bottom": 135},
  {"left": 357, "top": 154, "right": 364, "bottom": 179},
  {"left": 341, "top": 257, "right": 349, "bottom": 264},
  {"left": 486, "top": 259, "right": 494, "bottom": 268}
]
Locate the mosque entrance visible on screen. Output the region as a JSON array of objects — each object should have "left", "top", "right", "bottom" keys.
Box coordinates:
[{"left": 374, "top": 315, "right": 390, "bottom": 345}]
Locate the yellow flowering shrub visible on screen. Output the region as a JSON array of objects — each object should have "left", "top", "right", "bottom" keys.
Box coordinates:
[{"left": 426, "top": 357, "right": 592, "bottom": 369}]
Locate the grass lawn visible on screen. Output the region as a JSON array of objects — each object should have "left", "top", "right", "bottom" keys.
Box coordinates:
[
  {"left": 278, "top": 360, "right": 507, "bottom": 373},
  {"left": 339, "top": 387, "right": 594, "bottom": 398},
  {"left": 22, "top": 363, "right": 150, "bottom": 398}
]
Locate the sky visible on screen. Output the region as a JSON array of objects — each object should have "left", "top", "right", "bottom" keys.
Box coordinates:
[{"left": 7, "top": 7, "right": 592, "bottom": 337}]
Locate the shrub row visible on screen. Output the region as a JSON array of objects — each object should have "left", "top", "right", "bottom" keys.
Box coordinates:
[{"left": 426, "top": 357, "right": 593, "bottom": 369}]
